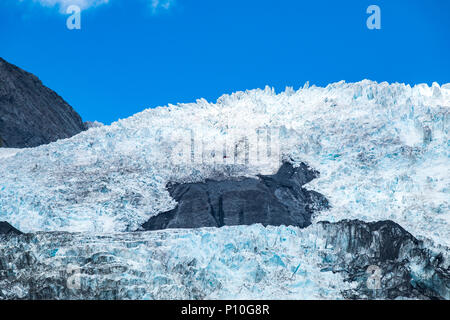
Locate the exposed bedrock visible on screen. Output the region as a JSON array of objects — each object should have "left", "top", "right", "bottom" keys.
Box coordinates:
[
  {"left": 312, "top": 220, "right": 450, "bottom": 300},
  {"left": 0, "top": 221, "right": 22, "bottom": 237},
  {"left": 142, "top": 162, "right": 329, "bottom": 231},
  {"left": 0, "top": 57, "right": 86, "bottom": 148}
]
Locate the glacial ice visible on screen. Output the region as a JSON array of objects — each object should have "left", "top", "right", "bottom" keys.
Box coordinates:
[
  {"left": 0, "top": 80, "right": 449, "bottom": 248},
  {"left": 0, "top": 224, "right": 357, "bottom": 299},
  {"left": 0, "top": 148, "right": 21, "bottom": 159}
]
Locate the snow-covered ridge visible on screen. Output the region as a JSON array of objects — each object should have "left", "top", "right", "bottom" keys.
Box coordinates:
[{"left": 0, "top": 80, "right": 449, "bottom": 247}]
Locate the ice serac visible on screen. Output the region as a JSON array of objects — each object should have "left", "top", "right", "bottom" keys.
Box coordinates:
[
  {"left": 0, "top": 220, "right": 447, "bottom": 300},
  {"left": 142, "top": 162, "right": 329, "bottom": 230},
  {"left": 0, "top": 57, "right": 86, "bottom": 148}
]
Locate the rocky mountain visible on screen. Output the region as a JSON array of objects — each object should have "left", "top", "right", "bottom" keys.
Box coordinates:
[{"left": 0, "top": 58, "right": 86, "bottom": 148}]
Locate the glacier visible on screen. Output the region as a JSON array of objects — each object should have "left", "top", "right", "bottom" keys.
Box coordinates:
[
  {"left": 1, "top": 221, "right": 448, "bottom": 299},
  {"left": 0, "top": 79, "right": 449, "bottom": 300},
  {"left": 0, "top": 224, "right": 354, "bottom": 299},
  {"left": 0, "top": 80, "right": 448, "bottom": 248},
  {"left": 0, "top": 148, "right": 21, "bottom": 160}
]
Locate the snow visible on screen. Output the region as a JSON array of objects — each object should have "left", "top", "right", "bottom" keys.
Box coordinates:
[
  {"left": 0, "top": 80, "right": 449, "bottom": 247},
  {"left": 0, "top": 148, "right": 21, "bottom": 159},
  {"left": 84, "top": 121, "right": 104, "bottom": 129}
]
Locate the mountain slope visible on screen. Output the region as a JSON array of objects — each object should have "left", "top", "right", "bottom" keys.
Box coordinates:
[{"left": 0, "top": 58, "right": 86, "bottom": 148}]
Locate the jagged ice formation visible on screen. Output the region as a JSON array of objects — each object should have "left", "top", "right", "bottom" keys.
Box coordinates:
[{"left": 0, "top": 79, "right": 449, "bottom": 300}]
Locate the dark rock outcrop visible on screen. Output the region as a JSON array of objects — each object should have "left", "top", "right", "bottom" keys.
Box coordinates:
[
  {"left": 142, "top": 162, "right": 329, "bottom": 231},
  {"left": 314, "top": 220, "right": 450, "bottom": 300},
  {"left": 0, "top": 221, "right": 22, "bottom": 236},
  {"left": 0, "top": 57, "right": 86, "bottom": 148}
]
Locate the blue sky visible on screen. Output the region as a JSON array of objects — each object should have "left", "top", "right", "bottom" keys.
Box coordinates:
[{"left": 1, "top": 0, "right": 449, "bottom": 124}]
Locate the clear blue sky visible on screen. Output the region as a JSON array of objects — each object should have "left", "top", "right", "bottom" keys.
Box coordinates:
[{"left": 1, "top": 0, "right": 449, "bottom": 124}]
